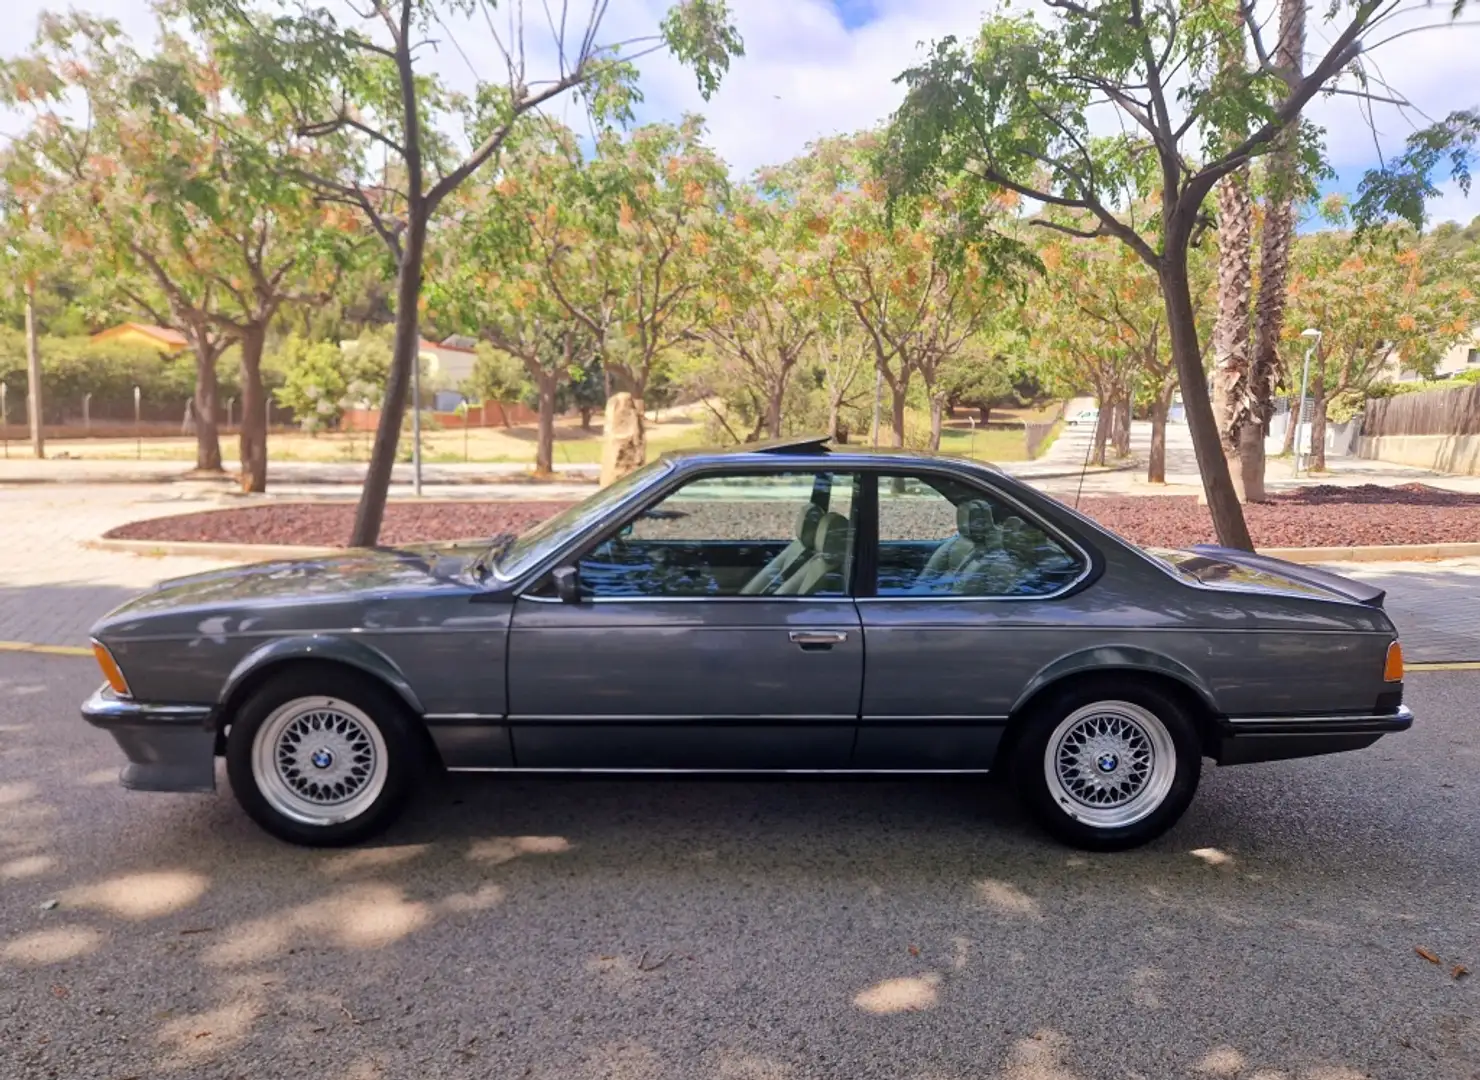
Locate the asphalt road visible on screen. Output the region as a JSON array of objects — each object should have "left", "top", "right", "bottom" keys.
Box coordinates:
[{"left": 1, "top": 655, "right": 1476, "bottom": 1080}]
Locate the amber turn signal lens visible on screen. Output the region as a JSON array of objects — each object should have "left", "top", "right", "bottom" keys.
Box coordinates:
[
  {"left": 92, "top": 640, "right": 131, "bottom": 697},
  {"left": 1384, "top": 641, "right": 1404, "bottom": 682}
]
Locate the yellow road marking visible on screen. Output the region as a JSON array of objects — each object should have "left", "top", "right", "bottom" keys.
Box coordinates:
[
  {"left": 1405, "top": 661, "right": 1480, "bottom": 672},
  {"left": 0, "top": 641, "right": 92, "bottom": 657}
]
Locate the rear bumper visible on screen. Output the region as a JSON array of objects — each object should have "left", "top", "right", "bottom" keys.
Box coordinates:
[
  {"left": 81, "top": 685, "right": 217, "bottom": 793},
  {"left": 1215, "top": 705, "right": 1412, "bottom": 766}
]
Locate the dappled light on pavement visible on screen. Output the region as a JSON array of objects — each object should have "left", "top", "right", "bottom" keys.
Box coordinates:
[
  {"left": 852, "top": 973, "right": 941, "bottom": 1014},
  {"left": 205, "top": 883, "right": 436, "bottom": 966},
  {"left": 2, "top": 924, "right": 105, "bottom": 965},
  {"left": 63, "top": 869, "right": 209, "bottom": 919},
  {"left": 0, "top": 853, "right": 55, "bottom": 880},
  {"left": 974, "top": 878, "right": 1043, "bottom": 919},
  {"left": 1191, "top": 846, "right": 1235, "bottom": 867}
]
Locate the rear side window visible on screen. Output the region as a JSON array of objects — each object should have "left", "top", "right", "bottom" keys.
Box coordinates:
[{"left": 874, "top": 474, "right": 1084, "bottom": 597}]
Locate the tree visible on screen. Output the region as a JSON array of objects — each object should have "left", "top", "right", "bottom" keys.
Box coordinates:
[
  {"left": 541, "top": 117, "right": 731, "bottom": 463},
  {"left": 884, "top": 1, "right": 1480, "bottom": 551},
  {"left": 2, "top": 15, "right": 354, "bottom": 488},
  {"left": 273, "top": 333, "right": 388, "bottom": 433},
  {"left": 1284, "top": 224, "right": 1477, "bottom": 470},
  {"left": 1246, "top": 0, "right": 1309, "bottom": 495},
  {"left": 0, "top": 149, "right": 51, "bottom": 458},
  {"left": 768, "top": 132, "right": 1029, "bottom": 450},
  {"left": 812, "top": 316, "right": 872, "bottom": 444},
  {"left": 1209, "top": 0, "right": 1258, "bottom": 501},
  {"left": 698, "top": 188, "right": 818, "bottom": 439},
  {"left": 186, "top": 0, "right": 740, "bottom": 543}
]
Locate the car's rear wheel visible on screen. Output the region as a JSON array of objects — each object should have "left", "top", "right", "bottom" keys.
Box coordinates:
[
  {"left": 225, "top": 669, "right": 416, "bottom": 846},
  {"left": 1012, "top": 681, "right": 1201, "bottom": 851}
]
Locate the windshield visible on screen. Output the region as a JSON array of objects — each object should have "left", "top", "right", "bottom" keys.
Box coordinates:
[{"left": 493, "top": 460, "right": 671, "bottom": 581}]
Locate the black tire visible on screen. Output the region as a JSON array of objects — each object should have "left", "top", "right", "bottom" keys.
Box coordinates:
[
  {"left": 1011, "top": 678, "right": 1202, "bottom": 851},
  {"left": 225, "top": 667, "right": 419, "bottom": 847}
]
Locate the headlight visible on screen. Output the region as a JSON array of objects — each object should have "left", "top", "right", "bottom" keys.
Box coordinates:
[{"left": 91, "top": 640, "right": 132, "bottom": 697}]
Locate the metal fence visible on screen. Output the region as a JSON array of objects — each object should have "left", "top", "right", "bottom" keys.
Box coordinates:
[{"left": 1362, "top": 383, "right": 1480, "bottom": 438}]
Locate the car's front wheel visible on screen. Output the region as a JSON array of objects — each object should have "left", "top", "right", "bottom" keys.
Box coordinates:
[
  {"left": 225, "top": 669, "right": 417, "bottom": 846},
  {"left": 1012, "top": 681, "right": 1202, "bottom": 851}
]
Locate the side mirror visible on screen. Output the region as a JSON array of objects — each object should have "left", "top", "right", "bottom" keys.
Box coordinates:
[{"left": 551, "top": 565, "right": 581, "bottom": 603}]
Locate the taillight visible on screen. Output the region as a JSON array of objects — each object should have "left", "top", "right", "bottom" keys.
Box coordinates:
[
  {"left": 92, "top": 640, "right": 131, "bottom": 697},
  {"left": 1384, "top": 641, "right": 1404, "bottom": 682}
]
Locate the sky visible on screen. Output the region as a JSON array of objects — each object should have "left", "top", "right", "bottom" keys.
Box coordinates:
[{"left": 6, "top": 0, "right": 1479, "bottom": 227}]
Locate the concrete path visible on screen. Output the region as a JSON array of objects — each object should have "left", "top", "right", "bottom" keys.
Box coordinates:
[{"left": 1033, "top": 418, "right": 1480, "bottom": 497}]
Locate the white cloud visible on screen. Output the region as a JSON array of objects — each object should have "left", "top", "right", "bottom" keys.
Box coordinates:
[
  {"left": 1423, "top": 177, "right": 1479, "bottom": 226},
  {"left": 7, "top": 0, "right": 1478, "bottom": 202}
]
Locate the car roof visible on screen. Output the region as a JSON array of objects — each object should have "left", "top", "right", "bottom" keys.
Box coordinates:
[{"left": 660, "top": 435, "right": 1006, "bottom": 477}]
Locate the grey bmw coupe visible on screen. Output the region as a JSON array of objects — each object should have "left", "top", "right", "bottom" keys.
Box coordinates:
[{"left": 83, "top": 437, "right": 1411, "bottom": 849}]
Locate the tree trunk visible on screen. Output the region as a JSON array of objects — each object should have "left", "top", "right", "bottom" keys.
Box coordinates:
[
  {"left": 238, "top": 324, "right": 268, "bottom": 494},
  {"left": 1250, "top": 0, "right": 1307, "bottom": 472},
  {"left": 1148, "top": 382, "right": 1173, "bottom": 484},
  {"left": 979, "top": 404, "right": 992, "bottom": 425},
  {"left": 1162, "top": 242, "right": 1254, "bottom": 550},
  {"left": 1282, "top": 397, "right": 1299, "bottom": 455},
  {"left": 889, "top": 378, "right": 908, "bottom": 448},
  {"left": 1211, "top": 162, "right": 1256, "bottom": 501},
  {"left": 351, "top": 215, "right": 427, "bottom": 546},
  {"left": 1091, "top": 393, "right": 1110, "bottom": 467},
  {"left": 579, "top": 406, "right": 593, "bottom": 431},
  {"left": 1113, "top": 390, "right": 1132, "bottom": 458},
  {"left": 192, "top": 344, "right": 224, "bottom": 473},
  {"left": 928, "top": 394, "right": 945, "bottom": 452},
  {"left": 534, "top": 367, "right": 557, "bottom": 477},
  {"left": 766, "top": 385, "right": 785, "bottom": 439},
  {"left": 826, "top": 397, "right": 841, "bottom": 444},
  {"left": 1309, "top": 371, "right": 1328, "bottom": 473},
  {"left": 24, "top": 280, "right": 44, "bottom": 459}
]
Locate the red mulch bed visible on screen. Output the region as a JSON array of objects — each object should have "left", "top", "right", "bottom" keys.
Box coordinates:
[
  {"left": 105, "top": 484, "right": 1480, "bottom": 550},
  {"left": 106, "top": 501, "right": 572, "bottom": 548}
]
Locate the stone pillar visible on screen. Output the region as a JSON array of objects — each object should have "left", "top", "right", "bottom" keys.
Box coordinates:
[{"left": 600, "top": 392, "right": 645, "bottom": 486}]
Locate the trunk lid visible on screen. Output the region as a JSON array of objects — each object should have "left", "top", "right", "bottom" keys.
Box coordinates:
[{"left": 1152, "top": 545, "right": 1386, "bottom": 608}]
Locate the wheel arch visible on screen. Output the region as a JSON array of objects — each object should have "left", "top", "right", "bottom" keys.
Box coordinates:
[
  {"left": 1000, "top": 648, "right": 1221, "bottom": 763},
  {"left": 218, "top": 635, "right": 426, "bottom": 730}
]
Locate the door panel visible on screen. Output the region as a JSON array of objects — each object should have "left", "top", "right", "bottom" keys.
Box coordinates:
[
  {"left": 854, "top": 472, "right": 1092, "bottom": 769},
  {"left": 507, "top": 597, "right": 862, "bottom": 767}
]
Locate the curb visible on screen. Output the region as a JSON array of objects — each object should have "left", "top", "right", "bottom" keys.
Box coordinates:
[
  {"left": 1257, "top": 542, "right": 1480, "bottom": 564},
  {"left": 84, "top": 538, "right": 341, "bottom": 561}
]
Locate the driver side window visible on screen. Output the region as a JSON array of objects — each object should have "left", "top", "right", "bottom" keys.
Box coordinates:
[{"left": 577, "top": 471, "right": 859, "bottom": 599}]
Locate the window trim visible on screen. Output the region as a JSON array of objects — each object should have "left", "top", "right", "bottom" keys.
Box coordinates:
[
  {"left": 859, "top": 467, "right": 1094, "bottom": 604},
  {"left": 520, "top": 464, "right": 866, "bottom": 605}
]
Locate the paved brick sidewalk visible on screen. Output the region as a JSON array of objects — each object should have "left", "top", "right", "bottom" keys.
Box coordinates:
[
  {"left": 1, "top": 481, "right": 1475, "bottom": 662},
  {"left": 1317, "top": 558, "right": 1480, "bottom": 663}
]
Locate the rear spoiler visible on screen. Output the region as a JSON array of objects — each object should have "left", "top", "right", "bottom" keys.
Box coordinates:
[{"left": 1186, "top": 545, "right": 1387, "bottom": 609}]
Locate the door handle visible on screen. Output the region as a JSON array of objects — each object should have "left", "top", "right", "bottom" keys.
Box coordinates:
[{"left": 789, "top": 630, "right": 848, "bottom": 648}]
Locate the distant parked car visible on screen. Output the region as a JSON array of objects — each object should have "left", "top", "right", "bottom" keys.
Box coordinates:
[
  {"left": 84, "top": 436, "right": 1410, "bottom": 851},
  {"left": 1067, "top": 407, "right": 1100, "bottom": 427}
]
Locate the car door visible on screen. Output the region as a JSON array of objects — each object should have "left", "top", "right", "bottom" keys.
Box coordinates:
[
  {"left": 852, "top": 471, "right": 1091, "bottom": 769},
  {"left": 506, "top": 467, "right": 864, "bottom": 769}
]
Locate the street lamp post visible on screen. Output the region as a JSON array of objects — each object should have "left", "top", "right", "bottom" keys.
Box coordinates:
[{"left": 1295, "top": 328, "right": 1322, "bottom": 476}]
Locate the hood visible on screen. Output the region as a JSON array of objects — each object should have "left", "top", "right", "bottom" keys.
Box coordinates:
[
  {"left": 95, "top": 541, "right": 488, "bottom": 635},
  {"left": 1152, "top": 545, "right": 1385, "bottom": 608}
]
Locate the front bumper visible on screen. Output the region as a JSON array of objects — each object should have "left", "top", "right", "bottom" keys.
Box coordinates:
[
  {"left": 81, "top": 685, "right": 217, "bottom": 793},
  {"left": 1215, "top": 705, "right": 1413, "bottom": 766}
]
